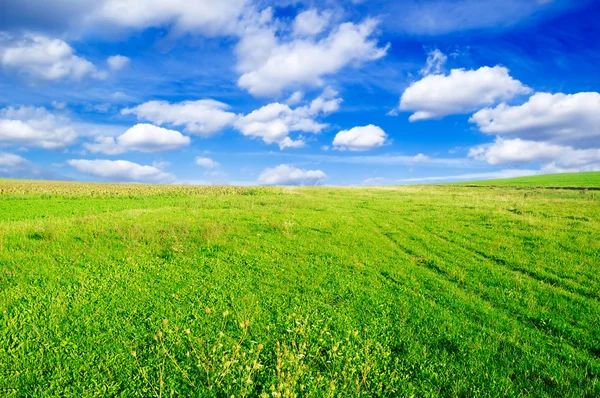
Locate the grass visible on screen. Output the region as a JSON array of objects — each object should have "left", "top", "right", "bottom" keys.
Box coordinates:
[
  {"left": 0, "top": 176, "right": 599, "bottom": 397},
  {"left": 458, "top": 171, "right": 600, "bottom": 188}
]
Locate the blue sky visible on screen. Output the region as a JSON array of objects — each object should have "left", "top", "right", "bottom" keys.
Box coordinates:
[{"left": 0, "top": 0, "right": 599, "bottom": 185}]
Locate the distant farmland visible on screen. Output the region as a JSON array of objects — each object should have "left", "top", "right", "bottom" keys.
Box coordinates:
[{"left": 1, "top": 174, "right": 599, "bottom": 397}]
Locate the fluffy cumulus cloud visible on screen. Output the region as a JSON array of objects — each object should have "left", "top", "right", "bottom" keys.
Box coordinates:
[
  {"left": 107, "top": 55, "right": 130, "bottom": 70},
  {"left": 236, "top": 18, "right": 389, "bottom": 96},
  {"left": 399, "top": 66, "right": 531, "bottom": 121},
  {"left": 195, "top": 157, "right": 219, "bottom": 168},
  {"left": 469, "top": 92, "right": 600, "bottom": 146},
  {"left": 234, "top": 88, "right": 342, "bottom": 148},
  {"left": 333, "top": 124, "right": 388, "bottom": 151},
  {"left": 122, "top": 100, "right": 236, "bottom": 136},
  {"left": 0, "top": 106, "right": 77, "bottom": 149},
  {"left": 85, "top": 124, "right": 190, "bottom": 154},
  {"left": 68, "top": 159, "right": 175, "bottom": 183},
  {"left": 258, "top": 164, "right": 327, "bottom": 186},
  {"left": 469, "top": 138, "right": 600, "bottom": 173},
  {"left": 0, "top": 34, "right": 106, "bottom": 81}
]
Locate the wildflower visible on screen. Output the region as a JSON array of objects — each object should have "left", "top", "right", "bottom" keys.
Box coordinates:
[
  {"left": 205, "top": 307, "right": 211, "bottom": 314},
  {"left": 223, "top": 310, "right": 230, "bottom": 317},
  {"left": 162, "top": 319, "right": 168, "bottom": 327},
  {"left": 131, "top": 351, "right": 137, "bottom": 358},
  {"left": 257, "top": 344, "right": 264, "bottom": 351}
]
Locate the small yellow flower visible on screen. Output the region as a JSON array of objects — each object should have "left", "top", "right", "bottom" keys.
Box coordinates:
[
  {"left": 223, "top": 310, "right": 230, "bottom": 317},
  {"left": 205, "top": 307, "right": 211, "bottom": 314},
  {"left": 131, "top": 351, "right": 137, "bottom": 357},
  {"left": 162, "top": 319, "right": 168, "bottom": 327}
]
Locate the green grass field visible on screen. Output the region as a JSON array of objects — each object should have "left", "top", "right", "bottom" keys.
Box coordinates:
[
  {"left": 458, "top": 171, "right": 600, "bottom": 188},
  {"left": 1, "top": 175, "right": 599, "bottom": 397}
]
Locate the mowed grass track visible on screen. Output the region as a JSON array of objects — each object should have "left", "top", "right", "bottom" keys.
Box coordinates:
[{"left": 0, "top": 179, "right": 599, "bottom": 397}]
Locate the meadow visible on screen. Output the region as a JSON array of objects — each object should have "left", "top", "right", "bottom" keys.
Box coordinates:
[{"left": 0, "top": 174, "right": 599, "bottom": 397}]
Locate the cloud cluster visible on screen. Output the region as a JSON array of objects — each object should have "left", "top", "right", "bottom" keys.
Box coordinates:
[
  {"left": 467, "top": 93, "right": 600, "bottom": 173},
  {"left": 68, "top": 159, "right": 175, "bottom": 183},
  {"left": 398, "top": 50, "right": 600, "bottom": 176},
  {"left": 258, "top": 164, "right": 327, "bottom": 186},
  {"left": 2, "top": 3, "right": 389, "bottom": 98},
  {"left": 0, "top": 106, "right": 78, "bottom": 149},
  {"left": 122, "top": 89, "right": 342, "bottom": 150}
]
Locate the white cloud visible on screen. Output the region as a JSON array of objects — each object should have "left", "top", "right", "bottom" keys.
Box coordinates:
[
  {"left": 236, "top": 18, "right": 389, "bottom": 96},
  {"left": 469, "top": 138, "right": 600, "bottom": 172},
  {"left": 293, "top": 9, "right": 331, "bottom": 37},
  {"left": 107, "top": 55, "right": 130, "bottom": 70},
  {"left": 68, "top": 159, "right": 175, "bottom": 183},
  {"left": 399, "top": 66, "right": 531, "bottom": 121},
  {"left": 92, "top": 0, "right": 249, "bottom": 36},
  {"left": 258, "top": 164, "right": 327, "bottom": 185},
  {"left": 420, "top": 48, "right": 447, "bottom": 75},
  {"left": 195, "top": 157, "right": 219, "bottom": 168},
  {"left": 469, "top": 92, "right": 600, "bottom": 146},
  {"left": 234, "top": 88, "right": 341, "bottom": 148},
  {"left": 85, "top": 123, "right": 190, "bottom": 154},
  {"left": 398, "top": 169, "right": 539, "bottom": 183},
  {"left": 333, "top": 124, "right": 387, "bottom": 151},
  {"left": 117, "top": 124, "right": 189, "bottom": 152},
  {"left": 0, "top": 35, "right": 104, "bottom": 81},
  {"left": 122, "top": 100, "right": 236, "bottom": 136},
  {"left": 0, "top": 106, "right": 77, "bottom": 149}
]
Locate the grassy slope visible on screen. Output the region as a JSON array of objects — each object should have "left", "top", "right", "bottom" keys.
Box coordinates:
[
  {"left": 0, "top": 180, "right": 599, "bottom": 397},
  {"left": 458, "top": 171, "right": 600, "bottom": 187}
]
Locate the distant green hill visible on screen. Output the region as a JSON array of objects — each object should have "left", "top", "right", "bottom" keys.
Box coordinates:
[{"left": 458, "top": 172, "right": 600, "bottom": 188}]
